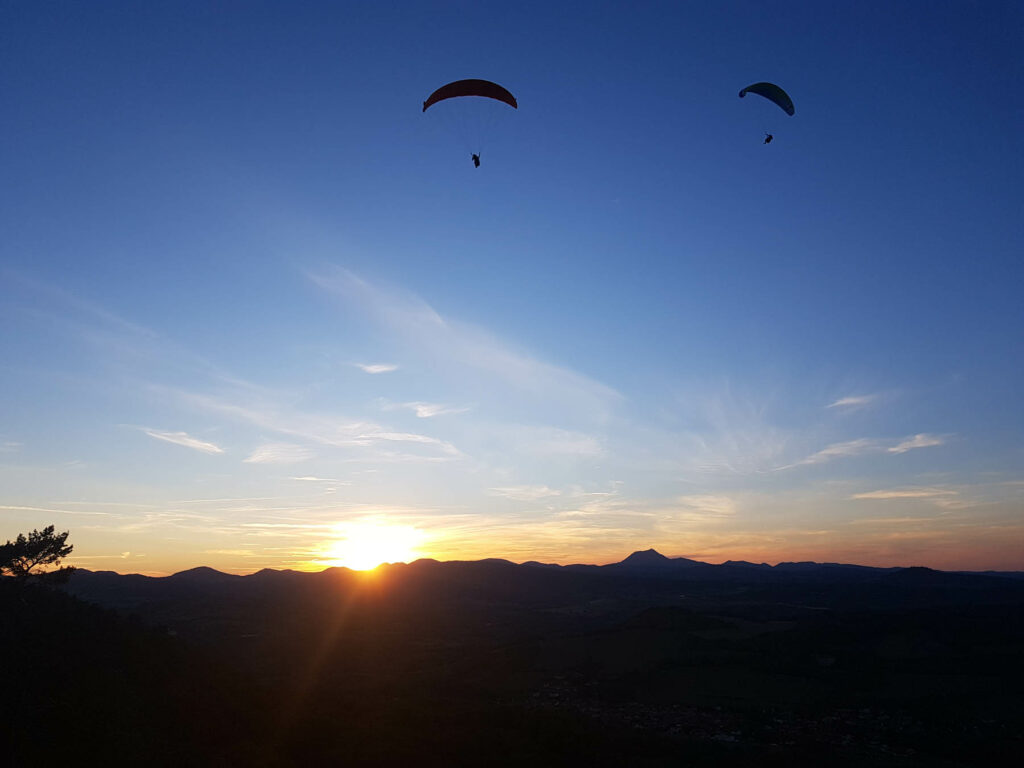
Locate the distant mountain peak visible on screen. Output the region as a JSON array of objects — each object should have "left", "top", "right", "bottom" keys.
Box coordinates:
[
  {"left": 610, "top": 549, "right": 708, "bottom": 571},
  {"left": 168, "top": 566, "right": 234, "bottom": 580},
  {"left": 621, "top": 548, "right": 669, "bottom": 563}
]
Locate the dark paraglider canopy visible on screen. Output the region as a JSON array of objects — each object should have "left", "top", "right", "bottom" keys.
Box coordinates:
[
  {"left": 423, "top": 79, "right": 518, "bottom": 112},
  {"left": 738, "top": 82, "right": 795, "bottom": 116}
]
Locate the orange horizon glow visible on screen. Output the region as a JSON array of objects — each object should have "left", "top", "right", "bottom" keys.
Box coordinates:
[{"left": 306, "top": 518, "right": 427, "bottom": 572}]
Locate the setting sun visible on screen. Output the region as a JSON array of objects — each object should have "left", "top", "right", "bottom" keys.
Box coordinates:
[{"left": 318, "top": 519, "right": 426, "bottom": 571}]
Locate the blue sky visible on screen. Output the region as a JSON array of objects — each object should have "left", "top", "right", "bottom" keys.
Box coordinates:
[{"left": 2, "top": 1, "right": 1022, "bottom": 573}]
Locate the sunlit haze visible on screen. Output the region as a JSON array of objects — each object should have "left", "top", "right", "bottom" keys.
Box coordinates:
[
  {"left": 1, "top": 2, "right": 1022, "bottom": 575},
  {"left": 316, "top": 519, "right": 426, "bottom": 571}
]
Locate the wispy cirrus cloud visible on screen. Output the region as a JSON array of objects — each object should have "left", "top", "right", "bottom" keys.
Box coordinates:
[
  {"left": 309, "top": 267, "right": 620, "bottom": 421},
  {"left": 827, "top": 394, "right": 879, "bottom": 409},
  {"left": 42, "top": 270, "right": 467, "bottom": 464},
  {"left": 850, "top": 486, "right": 968, "bottom": 509},
  {"left": 355, "top": 363, "right": 399, "bottom": 374},
  {"left": 675, "top": 494, "right": 737, "bottom": 517},
  {"left": 0, "top": 504, "right": 118, "bottom": 517},
  {"left": 143, "top": 429, "right": 224, "bottom": 455},
  {"left": 202, "top": 549, "right": 258, "bottom": 557},
  {"left": 888, "top": 433, "right": 947, "bottom": 454},
  {"left": 244, "top": 442, "right": 314, "bottom": 464},
  {"left": 488, "top": 485, "right": 563, "bottom": 501},
  {"left": 851, "top": 488, "right": 957, "bottom": 501},
  {"left": 782, "top": 433, "right": 947, "bottom": 469},
  {"left": 794, "top": 438, "right": 878, "bottom": 466},
  {"left": 4, "top": 271, "right": 249, "bottom": 389},
  {"left": 641, "top": 383, "right": 794, "bottom": 477},
  {"left": 380, "top": 400, "right": 472, "bottom": 418},
  {"left": 164, "top": 387, "right": 462, "bottom": 461},
  {"left": 845, "top": 516, "right": 934, "bottom": 526},
  {"left": 370, "top": 431, "right": 462, "bottom": 454}
]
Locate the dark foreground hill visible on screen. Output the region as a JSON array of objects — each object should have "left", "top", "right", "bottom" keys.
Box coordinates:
[
  {"left": 0, "top": 580, "right": 273, "bottom": 767},
  {"left": 8, "top": 551, "right": 1024, "bottom": 766}
]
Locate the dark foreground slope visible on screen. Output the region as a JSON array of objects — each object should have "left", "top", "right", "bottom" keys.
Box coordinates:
[
  {"left": 0, "top": 580, "right": 274, "bottom": 768},
  {"left": 23, "top": 555, "right": 1024, "bottom": 766}
]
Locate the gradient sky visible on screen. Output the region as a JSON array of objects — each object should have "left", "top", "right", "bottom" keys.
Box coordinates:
[{"left": 2, "top": 1, "right": 1022, "bottom": 574}]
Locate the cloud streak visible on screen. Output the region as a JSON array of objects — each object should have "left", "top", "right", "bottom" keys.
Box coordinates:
[
  {"left": 244, "top": 443, "right": 314, "bottom": 464},
  {"left": 143, "top": 429, "right": 224, "bottom": 455},
  {"left": 164, "top": 387, "right": 462, "bottom": 461},
  {"left": 310, "top": 268, "right": 621, "bottom": 422},
  {"left": 488, "top": 486, "right": 563, "bottom": 501},
  {"left": 782, "top": 433, "right": 947, "bottom": 469},
  {"left": 381, "top": 400, "right": 472, "bottom": 419},
  {"left": 850, "top": 485, "right": 968, "bottom": 510},
  {"left": 851, "top": 488, "right": 957, "bottom": 500},
  {"left": 888, "top": 434, "right": 946, "bottom": 454},
  {"left": 827, "top": 394, "right": 879, "bottom": 409},
  {"left": 675, "top": 494, "right": 737, "bottom": 517},
  {"left": 355, "top": 363, "right": 399, "bottom": 374}
]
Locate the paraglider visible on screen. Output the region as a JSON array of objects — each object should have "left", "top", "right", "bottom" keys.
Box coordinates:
[
  {"left": 738, "top": 82, "right": 793, "bottom": 144},
  {"left": 423, "top": 79, "right": 517, "bottom": 167}
]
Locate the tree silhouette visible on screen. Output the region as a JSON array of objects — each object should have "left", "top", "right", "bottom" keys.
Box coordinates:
[{"left": 0, "top": 525, "right": 74, "bottom": 584}]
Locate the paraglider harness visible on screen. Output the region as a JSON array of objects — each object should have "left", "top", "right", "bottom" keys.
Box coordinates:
[
  {"left": 763, "top": 133, "right": 773, "bottom": 144},
  {"left": 471, "top": 153, "right": 481, "bottom": 167}
]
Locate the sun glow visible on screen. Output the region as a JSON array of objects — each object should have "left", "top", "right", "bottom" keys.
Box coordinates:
[{"left": 319, "top": 519, "right": 426, "bottom": 571}]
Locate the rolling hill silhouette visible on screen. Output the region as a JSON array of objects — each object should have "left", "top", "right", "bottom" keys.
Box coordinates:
[{"left": 15, "top": 549, "right": 1021, "bottom": 766}]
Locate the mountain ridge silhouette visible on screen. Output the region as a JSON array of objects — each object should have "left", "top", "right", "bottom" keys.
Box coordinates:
[{"left": 68, "top": 548, "right": 1019, "bottom": 581}]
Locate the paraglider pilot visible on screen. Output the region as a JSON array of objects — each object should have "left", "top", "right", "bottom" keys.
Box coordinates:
[
  {"left": 471, "top": 153, "right": 481, "bottom": 167},
  {"left": 764, "top": 133, "right": 773, "bottom": 145}
]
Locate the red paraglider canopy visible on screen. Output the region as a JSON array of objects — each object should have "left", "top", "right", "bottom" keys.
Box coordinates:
[{"left": 423, "top": 79, "right": 518, "bottom": 112}]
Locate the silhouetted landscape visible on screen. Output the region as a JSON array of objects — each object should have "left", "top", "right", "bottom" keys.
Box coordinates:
[
  {"left": 4, "top": 550, "right": 1023, "bottom": 766},
  {"left": 4, "top": 1, "right": 1023, "bottom": 766}
]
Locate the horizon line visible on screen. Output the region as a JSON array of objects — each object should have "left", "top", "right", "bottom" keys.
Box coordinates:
[{"left": 62, "top": 548, "right": 1023, "bottom": 579}]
